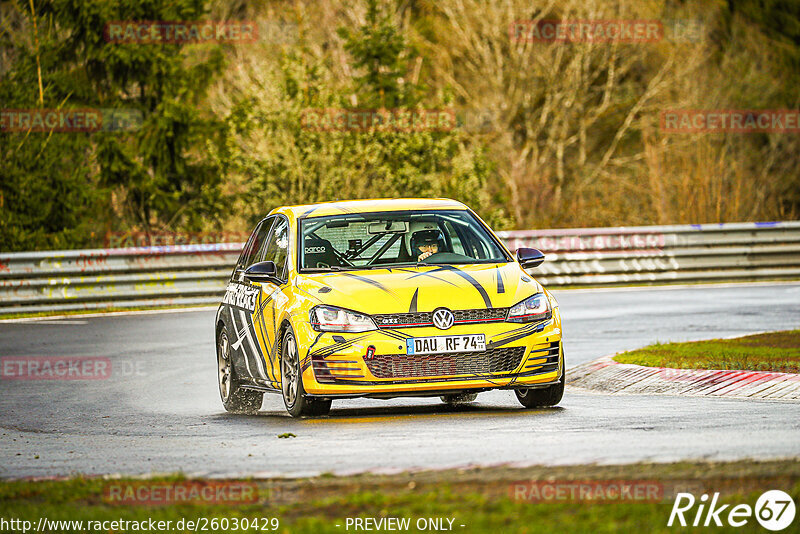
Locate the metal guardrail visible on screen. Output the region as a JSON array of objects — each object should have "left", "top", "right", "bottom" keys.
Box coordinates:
[
  {"left": 497, "top": 221, "right": 800, "bottom": 287},
  {"left": 0, "top": 244, "right": 241, "bottom": 315},
  {"left": 1, "top": 222, "right": 799, "bottom": 316}
]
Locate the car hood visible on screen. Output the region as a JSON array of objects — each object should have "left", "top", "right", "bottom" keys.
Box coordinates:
[{"left": 295, "top": 263, "right": 542, "bottom": 314}]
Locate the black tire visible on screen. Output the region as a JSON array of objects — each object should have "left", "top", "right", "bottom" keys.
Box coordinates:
[
  {"left": 217, "top": 327, "right": 264, "bottom": 414},
  {"left": 515, "top": 373, "right": 564, "bottom": 408},
  {"left": 440, "top": 392, "right": 478, "bottom": 405},
  {"left": 281, "top": 326, "right": 332, "bottom": 417},
  {"left": 515, "top": 349, "right": 565, "bottom": 408}
]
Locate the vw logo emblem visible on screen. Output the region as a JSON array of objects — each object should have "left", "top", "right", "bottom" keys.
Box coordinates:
[{"left": 432, "top": 308, "right": 454, "bottom": 330}]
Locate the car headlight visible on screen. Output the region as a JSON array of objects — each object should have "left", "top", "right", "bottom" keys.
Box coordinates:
[
  {"left": 310, "top": 305, "right": 378, "bottom": 333},
  {"left": 506, "top": 293, "right": 552, "bottom": 323}
]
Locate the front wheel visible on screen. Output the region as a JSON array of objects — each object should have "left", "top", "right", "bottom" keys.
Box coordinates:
[
  {"left": 281, "top": 326, "right": 331, "bottom": 417},
  {"left": 516, "top": 349, "right": 565, "bottom": 408},
  {"left": 515, "top": 372, "right": 564, "bottom": 408}
]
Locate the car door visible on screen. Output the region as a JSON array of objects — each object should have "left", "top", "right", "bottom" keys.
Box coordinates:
[
  {"left": 247, "top": 215, "right": 292, "bottom": 389},
  {"left": 225, "top": 217, "right": 275, "bottom": 384}
]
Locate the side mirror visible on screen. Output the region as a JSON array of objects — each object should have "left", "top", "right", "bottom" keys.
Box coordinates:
[
  {"left": 516, "top": 248, "right": 545, "bottom": 269},
  {"left": 243, "top": 261, "right": 277, "bottom": 282}
]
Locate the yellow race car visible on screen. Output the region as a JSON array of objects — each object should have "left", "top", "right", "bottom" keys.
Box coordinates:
[{"left": 215, "top": 198, "right": 563, "bottom": 417}]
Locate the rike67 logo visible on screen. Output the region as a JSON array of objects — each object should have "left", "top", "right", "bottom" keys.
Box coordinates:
[{"left": 668, "top": 490, "right": 796, "bottom": 530}]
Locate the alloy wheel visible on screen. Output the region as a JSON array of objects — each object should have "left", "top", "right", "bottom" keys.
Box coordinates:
[{"left": 282, "top": 334, "right": 299, "bottom": 407}]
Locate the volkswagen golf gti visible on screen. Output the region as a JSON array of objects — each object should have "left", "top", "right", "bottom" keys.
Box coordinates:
[{"left": 215, "top": 198, "right": 563, "bottom": 417}]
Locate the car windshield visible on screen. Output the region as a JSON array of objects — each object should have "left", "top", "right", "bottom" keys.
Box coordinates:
[{"left": 299, "top": 210, "right": 510, "bottom": 271}]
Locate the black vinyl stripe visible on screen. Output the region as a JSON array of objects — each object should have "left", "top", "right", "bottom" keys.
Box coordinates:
[
  {"left": 228, "top": 312, "right": 254, "bottom": 377},
  {"left": 299, "top": 206, "right": 319, "bottom": 218},
  {"left": 271, "top": 300, "right": 279, "bottom": 362},
  {"left": 496, "top": 266, "right": 505, "bottom": 294},
  {"left": 409, "top": 288, "right": 419, "bottom": 313},
  {"left": 379, "top": 330, "right": 405, "bottom": 341},
  {"left": 257, "top": 288, "right": 274, "bottom": 314},
  {"left": 417, "top": 265, "right": 492, "bottom": 308},
  {"left": 379, "top": 329, "right": 413, "bottom": 341},
  {"left": 245, "top": 308, "right": 272, "bottom": 382},
  {"left": 488, "top": 322, "right": 547, "bottom": 349},
  {"left": 309, "top": 338, "right": 352, "bottom": 357},
  {"left": 270, "top": 332, "right": 282, "bottom": 389},
  {"left": 310, "top": 334, "right": 370, "bottom": 358},
  {"left": 335, "top": 204, "right": 358, "bottom": 214},
  {"left": 404, "top": 270, "right": 459, "bottom": 287},
  {"left": 487, "top": 327, "right": 530, "bottom": 345},
  {"left": 494, "top": 319, "right": 547, "bottom": 339},
  {"left": 337, "top": 272, "right": 399, "bottom": 298},
  {"left": 256, "top": 299, "right": 276, "bottom": 384},
  {"left": 233, "top": 308, "right": 260, "bottom": 378},
  {"left": 294, "top": 284, "right": 323, "bottom": 302},
  {"left": 307, "top": 332, "right": 325, "bottom": 353}
]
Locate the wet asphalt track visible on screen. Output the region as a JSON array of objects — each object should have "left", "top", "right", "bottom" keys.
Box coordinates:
[{"left": 1, "top": 283, "right": 799, "bottom": 478}]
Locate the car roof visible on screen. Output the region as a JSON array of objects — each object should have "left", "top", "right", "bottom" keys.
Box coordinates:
[{"left": 269, "top": 198, "right": 468, "bottom": 220}]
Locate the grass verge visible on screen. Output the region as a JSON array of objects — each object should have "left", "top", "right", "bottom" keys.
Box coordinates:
[
  {"left": 613, "top": 330, "right": 800, "bottom": 373},
  {"left": 1, "top": 461, "right": 798, "bottom": 533}
]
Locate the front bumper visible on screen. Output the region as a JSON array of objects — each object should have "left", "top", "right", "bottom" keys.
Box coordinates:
[{"left": 295, "top": 308, "right": 563, "bottom": 397}]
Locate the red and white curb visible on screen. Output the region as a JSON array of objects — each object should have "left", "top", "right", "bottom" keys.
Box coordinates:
[{"left": 567, "top": 356, "right": 800, "bottom": 401}]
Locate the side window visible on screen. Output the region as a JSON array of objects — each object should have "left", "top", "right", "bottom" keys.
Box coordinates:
[
  {"left": 237, "top": 218, "right": 274, "bottom": 271},
  {"left": 262, "top": 217, "right": 289, "bottom": 280}
]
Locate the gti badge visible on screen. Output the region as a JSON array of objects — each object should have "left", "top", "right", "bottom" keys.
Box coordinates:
[{"left": 432, "top": 308, "right": 454, "bottom": 330}]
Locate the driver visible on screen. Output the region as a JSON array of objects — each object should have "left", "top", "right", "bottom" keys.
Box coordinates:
[{"left": 409, "top": 222, "right": 446, "bottom": 262}]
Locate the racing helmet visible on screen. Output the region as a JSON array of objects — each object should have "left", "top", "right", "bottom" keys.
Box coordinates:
[{"left": 408, "top": 221, "right": 446, "bottom": 258}]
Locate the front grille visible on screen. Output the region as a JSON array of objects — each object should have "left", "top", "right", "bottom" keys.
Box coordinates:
[
  {"left": 373, "top": 308, "right": 508, "bottom": 328},
  {"left": 365, "top": 347, "right": 525, "bottom": 378},
  {"left": 373, "top": 311, "right": 431, "bottom": 327},
  {"left": 453, "top": 308, "right": 508, "bottom": 322}
]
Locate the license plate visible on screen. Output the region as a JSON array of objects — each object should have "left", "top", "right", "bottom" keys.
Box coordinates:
[{"left": 406, "top": 334, "right": 486, "bottom": 355}]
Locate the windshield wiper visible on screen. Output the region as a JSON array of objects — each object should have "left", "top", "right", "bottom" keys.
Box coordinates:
[
  {"left": 366, "top": 262, "right": 439, "bottom": 269},
  {"left": 302, "top": 266, "right": 347, "bottom": 272}
]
